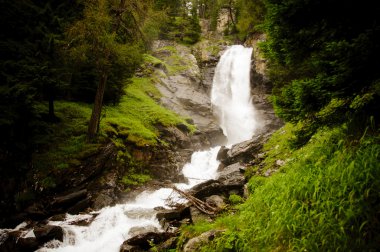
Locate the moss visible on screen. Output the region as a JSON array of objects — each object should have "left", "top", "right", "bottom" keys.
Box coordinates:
[
  {"left": 121, "top": 172, "right": 151, "bottom": 186},
  {"left": 228, "top": 194, "right": 244, "bottom": 205},
  {"left": 102, "top": 77, "right": 193, "bottom": 146}
]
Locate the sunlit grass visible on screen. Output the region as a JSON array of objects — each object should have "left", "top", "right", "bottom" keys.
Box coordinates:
[
  {"left": 182, "top": 125, "right": 380, "bottom": 251},
  {"left": 102, "top": 76, "right": 194, "bottom": 146}
]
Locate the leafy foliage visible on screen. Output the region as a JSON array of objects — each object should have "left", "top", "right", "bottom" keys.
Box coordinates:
[
  {"left": 235, "top": 0, "right": 266, "bottom": 39},
  {"left": 261, "top": 0, "right": 380, "bottom": 142}
]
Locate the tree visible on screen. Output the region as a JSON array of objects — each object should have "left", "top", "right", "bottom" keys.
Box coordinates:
[
  {"left": 66, "top": 0, "right": 164, "bottom": 141},
  {"left": 262, "top": 0, "right": 380, "bottom": 135}
]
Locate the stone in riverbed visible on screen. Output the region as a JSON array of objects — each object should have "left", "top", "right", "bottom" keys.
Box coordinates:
[
  {"left": 34, "top": 225, "right": 64, "bottom": 243},
  {"left": 0, "top": 230, "right": 40, "bottom": 252},
  {"left": 123, "top": 232, "right": 174, "bottom": 250},
  {"left": 217, "top": 134, "right": 270, "bottom": 166},
  {"left": 156, "top": 205, "right": 190, "bottom": 222}
]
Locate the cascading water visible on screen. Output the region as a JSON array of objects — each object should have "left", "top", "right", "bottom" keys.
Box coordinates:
[
  {"left": 35, "top": 45, "right": 256, "bottom": 252},
  {"left": 211, "top": 45, "right": 256, "bottom": 146}
]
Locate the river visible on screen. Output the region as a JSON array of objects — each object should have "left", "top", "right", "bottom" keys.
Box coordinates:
[{"left": 36, "top": 45, "right": 256, "bottom": 252}]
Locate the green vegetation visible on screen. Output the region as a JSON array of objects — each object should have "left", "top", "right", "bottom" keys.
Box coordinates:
[
  {"left": 121, "top": 172, "right": 152, "bottom": 187},
  {"left": 176, "top": 1, "right": 380, "bottom": 251},
  {"left": 261, "top": 0, "right": 380, "bottom": 145},
  {"left": 30, "top": 51, "right": 194, "bottom": 187},
  {"left": 182, "top": 125, "right": 380, "bottom": 251},
  {"left": 228, "top": 194, "right": 244, "bottom": 205},
  {"left": 32, "top": 101, "right": 96, "bottom": 176},
  {"left": 103, "top": 76, "right": 194, "bottom": 146},
  {"left": 155, "top": 1, "right": 202, "bottom": 45}
]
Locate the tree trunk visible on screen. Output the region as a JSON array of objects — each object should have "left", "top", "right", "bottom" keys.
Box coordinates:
[
  {"left": 48, "top": 94, "right": 55, "bottom": 121},
  {"left": 228, "top": 0, "right": 235, "bottom": 25},
  {"left": 87, "top": 71, "right": 108, "bottom": 141}
]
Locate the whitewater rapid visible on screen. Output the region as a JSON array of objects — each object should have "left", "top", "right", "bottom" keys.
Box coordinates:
[{"left": 36, "top": 45, "right": 256, "bottom": 252}]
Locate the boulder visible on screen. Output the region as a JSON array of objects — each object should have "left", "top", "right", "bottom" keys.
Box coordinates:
[
  {"left": 51, "top": 189, "right": 87, "bottom": 209},
  {"left": 189, "top": 207, "right": 212, "bottom": 224},
  {"left": 217, "top": 163, "right": 246, "bottom": 185},
  {"left": 217, "top": 134, "right": 269, "bottom": 166},
  {"left": 156, "top": 205, "right": 190, "bottom": 222},
  {"left": 128, "top": 226, "right": 159, "bottom": 237},
  {"left": 119, "top": 242, "right": 144, "bottom": 252},
  {"left": 124, "top": 232, "right": 174, "bottom": 250},
  {"left": 190, "top": 163, "right": 247, "bottom": 200},
  {"left": 183, "top": 230, "right": 224, "bottom": 252},
  {"left": 154, "top": 236, "right": 177, "bottom": 251},
  {"left": 0, "top": 230, "right": 39, "bottom": 252},
  {"left": 205, "top": 195, "right": 226, "bottom": 209},
  {"left": 34, "top": 225, "right": 64, "bottom": 243}
]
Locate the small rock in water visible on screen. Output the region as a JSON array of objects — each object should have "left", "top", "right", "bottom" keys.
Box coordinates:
[
  {"left": 128, "top": 226, "right": 159, "bottom": 237},
  {"left": 34, "top": 225, "right": 64, "bottom": 243}
]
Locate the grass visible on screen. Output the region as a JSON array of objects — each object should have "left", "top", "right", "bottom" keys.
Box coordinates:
[
  {"left": 32, "top": 101, "right": 99, "bottom": 182},
  {"left": 102, "top": 76, "right": 194, "bottom": 146},
  {"left": 180, "top": 125, "right": 380, "bottom": 251},
  {"left": 31, "top": 50, "right": 196, "bottom": 191}
]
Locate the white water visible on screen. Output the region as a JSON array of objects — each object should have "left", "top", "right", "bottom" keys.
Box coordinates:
[
  {"left": 37, "top": 45, "right": 255, "bottom": 252},
  {"left": 211, "top": 45, "right": 256, "bottom": 145}
]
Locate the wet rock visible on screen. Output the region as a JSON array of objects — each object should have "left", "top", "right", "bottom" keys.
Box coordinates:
[
  {"left": 155, "top": 236, "right": 178, "bottom": 251},
  {"left": 190, "top": 207, "right": 212, "bottom": 224},
  {"left": 0, "top": 230, "right": 40, "bottom": 252},
  {"left": 119, "top": 242, "right": 144, "bottom": 252},
  {"left": 67, "top": 197, "right": 91, "bottom": 214},
  {"left": 125, "top": 209, "right": 156, "bottom": 219},
  {"left": 218, "top": 163, "right": 246, "bottom": 185},
  {"left": 183, "top": 230, "right": 224, "bottom": 252},
  {"left": 51, "top": 189, "right": 87, "bottom": 209},
  {"left": 48, "top": 214, "right": 66, "bottom": 222},
  {"left": 156, "top": 206, "right": 190, "bottom": 222},
  {"left": 125, "top": 232, "right": 174, "bottom": 250},
  {"left": 92, "top": 193, "right": 114, "bottom": 210},
  {"left": 190, "top": 162, "right": 247, "bottom": 200},
  {"left": 24, "top": 203, "right": 47, "bottom": 220},
  {"left": 264, "top": 169, "right": 272, "bottom": 177},
  {"left": 217, "top": 134, "right": 270, "bottom": 166},
  {"left": 216, "top": 146, "right": 229, "bottom": 162},
  {"left": 190, "top": 180, "right": 222, "bottom": 200},
  {"left": 34, "top": 225, "right": 64, "bottom": 243},
  {"left": 128, "top": 226, "right": 159, "bottom": 237},
  {"left": 205, "top": 195, "right": 226, "bottom": 209}
]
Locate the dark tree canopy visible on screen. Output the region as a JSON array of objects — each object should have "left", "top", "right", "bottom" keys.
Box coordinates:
[{"left": 261, "top": 0, "right": 380, "bottom": 142}]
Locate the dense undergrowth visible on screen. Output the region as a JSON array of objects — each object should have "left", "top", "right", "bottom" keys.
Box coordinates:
[{"left": 179, "top": 124, "right": 380, "bottom": 251}]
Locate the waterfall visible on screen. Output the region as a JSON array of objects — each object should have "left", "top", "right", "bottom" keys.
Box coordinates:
[
  {"left": 37, "top": 45, "right": 256, "bottom": 252},
  {"left": 211, "top": 45, "right": 256, "bottom": 145}
]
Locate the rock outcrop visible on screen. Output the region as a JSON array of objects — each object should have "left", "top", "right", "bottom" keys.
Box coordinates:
[
  {"left": 245, "top": 33, "right": 284, "bottom": 135},
  {"left": 151, "top": 40, "right": 225, "bottom": 147}
]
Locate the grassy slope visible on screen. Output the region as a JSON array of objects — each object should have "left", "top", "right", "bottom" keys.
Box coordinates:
[
  {"left": 31, "top": 53, "right": 194, "bottom": 192},
  {"left": 180, "top": 124, "right": 380, "bottom": 251}
]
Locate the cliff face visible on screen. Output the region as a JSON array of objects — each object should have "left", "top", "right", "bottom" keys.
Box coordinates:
[{"left": 245, "top": 33, "right": 284, "bottom": 135}]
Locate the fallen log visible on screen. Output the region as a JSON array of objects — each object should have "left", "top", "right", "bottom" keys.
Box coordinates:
[{"left": 168, "top": 186, "right": 218, "bottom": 215}]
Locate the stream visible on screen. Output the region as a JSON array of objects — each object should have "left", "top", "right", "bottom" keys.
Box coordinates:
[{"left": 35, "top": 45, "right": 256, "bottom": 252}]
